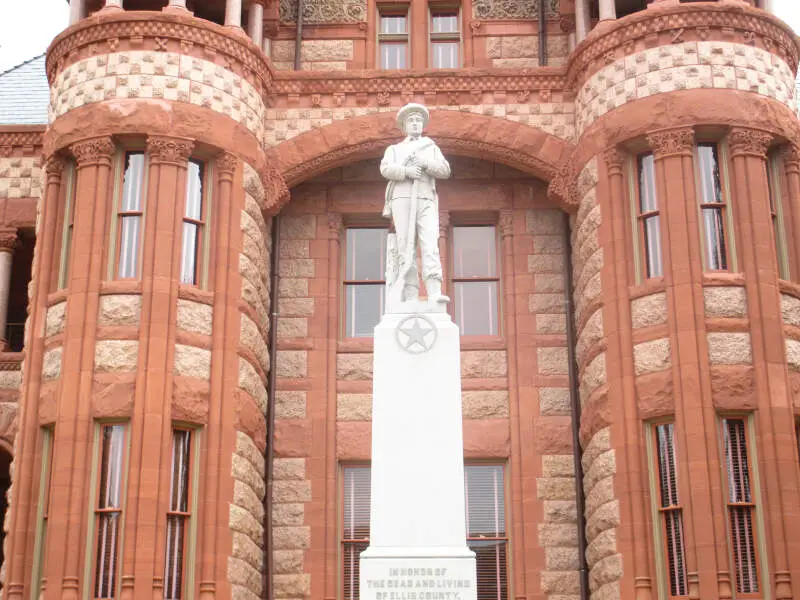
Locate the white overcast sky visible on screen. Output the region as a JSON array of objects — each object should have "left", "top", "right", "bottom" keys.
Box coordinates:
[{"left": 0, "top": 0, "right": 799, "bottom": 72}]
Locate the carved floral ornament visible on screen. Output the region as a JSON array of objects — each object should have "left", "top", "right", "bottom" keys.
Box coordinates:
[
  {"left": 472, "top": 0, "right": 559, "bottom": 21},
  {"left": 216, "top": 152, "right": 240, "bottom": 176},
  {"left": 727, "top": 128, "right": 772, "bottom": 158},
  {"left": 146, "top": 136, "right": 194, "bottom": 166},
  {"left": 44, "top": 156, "right": 66, "bottom": 181},
  {"left": 279, "top": 0, "right": 366, "bottom": 24},
  {"left": 781, "top": 144, "right": 800, "bottom": 173},
  {"left": 70, "top": 136, "right": 116, "bottom": 167},
  {"left": 602, "top": 147, "right": 624, "bottom": 174},
  {"left": 646, "top": 127, "right": 695, "bottom": 159}
]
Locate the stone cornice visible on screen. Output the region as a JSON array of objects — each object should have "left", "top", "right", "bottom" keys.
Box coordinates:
[
  {"left": 0, "top": 130, "right": 45, "bottom": 156},
  {"left": 566, "top": 3, "right": 800, "bottom": 89},
  {"left": 46, "top": 10, "right": 274, "bottom": 96}
]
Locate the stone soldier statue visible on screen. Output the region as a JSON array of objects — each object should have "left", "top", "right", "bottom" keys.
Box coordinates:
[{"left": 381, "top": 103, "right": 451, "bottom": 307}]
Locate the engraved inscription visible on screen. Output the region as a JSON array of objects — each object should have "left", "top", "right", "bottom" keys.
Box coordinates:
[{"left": 366, "top": 568, "right": 473, "bottom": 600}]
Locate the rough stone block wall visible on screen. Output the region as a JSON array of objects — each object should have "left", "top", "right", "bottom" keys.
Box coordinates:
[
  {"left": 581, "top": 428, "right": 620, "bottom": 600},
  {"left": 271, "top": 40, "right": 355, "bottom": 72},
  {"left": 630, "top": 293, "right": 667, "bottom": 329},
  {"left": 485, "top": 35, "right": 570, "bottom": 68},
  {"left": 575, "top": 42, "right": 797, "bottom": 136},
  {"left": 0, "top": 157, "right": 42, "bottom": 200}
]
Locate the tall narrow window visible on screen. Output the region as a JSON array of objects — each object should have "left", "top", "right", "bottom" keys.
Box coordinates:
[
  {"left": 378, "top": 8, "right": 409, "bottom": 69},
  {"left": 722, "top": 417, "right": 760, "bottom": 595},
  {"left": 465, "top": 465, "right": 508, "bottom": 600},
  {"left": 117, "top": 152, "right": 146, "bottom": 279},
  {"left": 165, "top": 429, "right": 192, "bottom": 600},
  {"left": 344, "top": 227, "right": 387, "bottom": 337},
  {"left": 430, "top": 9, "right": 460, "bottom": 68},
  {"left": 653, "top": 423, "right": 688, "bottom": 597},
  {"left": 94, "top": 424, "right": 127, "bottom": 599},
  {"left": 181, "top": 160, "right": 205, "bottom": 285},
  {"left": 696, "top": 144, "right": 729, "bottom": 271},
  {"left": 30, "top": 427, "right": 54, "bottom": 598},
  {"left": 452, "top": 225, "right": 499, "bottom": 336},
  {"left": 342, "top": 466, "right": 371, "bottom": 600},
  {"left": 767, "top": 151, "right": 790, "bottom": 279},
  {"left": 341, "top": 464, "right": 508, "bottom": 600},
  {"left": 637, "top": 153, "right": 663, "bottom": 278},
  {"left": 58, "top": 163, "right": 76, "bottom": 289}
]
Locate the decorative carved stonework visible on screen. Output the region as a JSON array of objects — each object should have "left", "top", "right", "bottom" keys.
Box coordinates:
[
  {"left": 472, "top": 0, "right": 559, "bottom": 21},
  {"left": 280, "top": 0, "right": 366, "bottom": 24},
  {"left": 217, "top": 152, "right": 240, "bottom": 176},
  {"left": 728, "top": 127, "right": 772, "bottom": 158},
  {"left": 499, "top": 210, "right": 514, "bottom": 239},
  {"left": 438, "top": 211, "right": 450, "bottom": 239},
  {"left": 647, "top": 127, "right": 695, "bottom": 159},
  {"left": 781, "top": 144, "right": 800, "bottom": 174},
  {"left": 70, "top": 136, "right": 115, "bottom": 167},
  {"left": 328, "top": 213, "right": 344, "bottom": 240},
  {"left": 547, "top": 156, "right": 579, "bottom": 210},
  {"left": 146, "top": 136, "right": 194, "bottom": 166},
  {"left": 559, "top": 15, "right": 576, "bottom": 34},
  {"left": 262, "top": 166, "right": 290, "bottom": 213},
  {"left": 603, "top": 147, "right": 625, "bottom": 174},
  {"left": 0, "top": 229, "right": 19, "bottom": 254},
  {"left": 44, "top": 156, "right": 66, "bottom": 182},
  {"left": 0, "top": 131, "right": 43, "bottom": 151}
]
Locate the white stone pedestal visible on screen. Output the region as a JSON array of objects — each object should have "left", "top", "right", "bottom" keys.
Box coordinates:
[{"left": 360, "top": 306, "right": 477, "bottom": 600}]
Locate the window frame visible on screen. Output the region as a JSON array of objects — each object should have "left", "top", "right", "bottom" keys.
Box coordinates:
[
  {"left": 57, "top": 162, "right": 77, "bottom": 290},
  {"left": 85, "top": 421, "right": 130, "bottom": 600},
  {"left": 340, "top": 462, "right": 509, "bottom": 600},
  {"left": 766, "top": 150, "right": 790, "bottom": 280},
  {"left": 449, "top": 222, "right": 502, "bottom": 337},
  {"left": 718, "top": 415, "right": 767, "bottom": 599},
  {"left": 108, "top": 149, "right": 148, "bottom": 281},
  {"left": 164, "top": 426, "right": 201, "bottom": 600},
  {"left": 377, "top": 4, "right": 411, "bottom": 70},
  {"left": 694, "top": 142, "right": 737, "bottom": 273},
  {"left": 428, "top": 4, "right": 462, "bottom": 69},
  {"left": 645, "top": 420, "right": 688, "bottom": 600},
  {"left": 30, "top": 427, "right": 55, "bottom": 600},
  {"left": 179, "top": 159, "right": 212, "bottom": 288},
  {"left": 341, "top": 224, "right": 389, "bottom": 339},
  {"left": 631, "top": 152, "right": 663, "bottom": 282}
]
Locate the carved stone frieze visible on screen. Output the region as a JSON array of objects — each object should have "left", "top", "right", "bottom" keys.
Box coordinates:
[
  {"left": 727, "top": 127, "right": 772, "bottom": 158},
  {"left": 0, "top": 131, "right": 44, "bottom": 152},
  {"left": 472, "top": 0, "right": 559, "bottom": 21},
  {"left": 280, "top": 0, "right": 366, "bottom": 24},
  {"left": 146, "top": 136, "right": 194, "bottom": 166},
  {"left": 70, "top": 136, "right": 115, "bottom": 167},
  {"left": 261, "top": 166, "right": 290, "bottom": 213},
  {"left": 647, "top": 127, "right": 695, "bottom": 159},
  {"left": 547, "top": 155, "right": 579, "bottom": 210}
]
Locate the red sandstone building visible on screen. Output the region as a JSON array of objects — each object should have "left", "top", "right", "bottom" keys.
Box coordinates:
[{"left": 0, "top": 0, "right": 799, "bottom": 599}]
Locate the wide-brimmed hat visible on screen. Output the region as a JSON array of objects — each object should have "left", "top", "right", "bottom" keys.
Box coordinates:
[{"left": 396, "top": 103, "right": 430, "bottom": 131}]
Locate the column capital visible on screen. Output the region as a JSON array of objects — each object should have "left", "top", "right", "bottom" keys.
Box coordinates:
[
  {"left": 0, "top": 229, "right": 18, "bottom": 254},
  {"left": 728, "top": 127, "right": 772, "bottom": 159},
  {"left": 146, "top": 136, "right": 194, "bottom": 166},
  {"left": 602, "top": 146, "right": 625, "bottom": 175},
  {"left": 499, "top": 210, "right": 514, "bottom": 239},
  {"left": 216, "top": 152, "right": 240, "bottom": 177},
  {"left": 781, "top": 144, "right": 800, "bottom": 174},
  {"left": 70, "top": 136, "right": 115, "bottom": 168},
  {"left": 646, "top": 127, "right": 695, "bottom": 159},
  {"left": 327, "top": 213, "right": 343, "bottom": 239},
  {"left": 44, "top": 155, "right": 66, "bottom": 183}
]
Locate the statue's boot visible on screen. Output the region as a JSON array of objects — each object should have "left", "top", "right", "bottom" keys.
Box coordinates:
[{"left": 425, "top": 278, "right": 450, "bottom": 304}]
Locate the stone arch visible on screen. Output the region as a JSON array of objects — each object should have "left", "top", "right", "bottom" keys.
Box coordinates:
[{"left": 266, "top": 110, "right": 576, "bottom": 210}]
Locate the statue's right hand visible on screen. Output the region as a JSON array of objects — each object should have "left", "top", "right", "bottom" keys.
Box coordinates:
[{"left": 405, "top": 165, "right": 423, "bottom": 180}]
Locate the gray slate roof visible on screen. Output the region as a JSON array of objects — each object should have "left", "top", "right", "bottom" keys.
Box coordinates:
[{"left": 0, "top": 55, "right": 49, "bottom": 126}]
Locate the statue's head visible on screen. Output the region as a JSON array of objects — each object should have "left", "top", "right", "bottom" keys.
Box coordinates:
[{"left": 397, "top": 103, "right": 429, "bottom": 137}]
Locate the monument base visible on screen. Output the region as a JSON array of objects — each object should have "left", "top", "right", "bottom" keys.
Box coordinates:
[{"left": 360, "top": 554, "right": 477, "bottom": 600}]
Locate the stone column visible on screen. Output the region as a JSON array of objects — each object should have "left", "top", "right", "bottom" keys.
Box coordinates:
[
  {"left": 782, "top": 145, "right": 800, "bottom": 280},
  {"left": 598, "top": 0, "right": 616, "bottom": 22},
  {"left": 761, "top": 0, "right": 775, "bottom": 14},
  {"left": 225, "top": 0, "right": 243, "bottom": 28},
  {"left": 0, "top": 230, "right": 17, "bottom": 351},
  {"left": 248, "top": 0, "right": 265, "bottom": 46},
  {"left": 575, "top": 0, "right": 590, "bottom": 43},
  {"left": 164, "top": 0, "right": 188, "bottom": 11},
  {"left": 646, "top": 126, "right": 725, "bottom": 600},
  {"left": 102, "top": 0, "right": 123, "bottom": 9},
  {"left": 728, "top": 127, "right": 799, "bottom": 600},
  {"left": 263, "top": 37, "right": 272, "bottom": 56},
  {"left": 68, "top": 0, "right": 85, "bottom": 24},
  {"left": 4, "top": 157, "right": 64, "bottom": 600}
]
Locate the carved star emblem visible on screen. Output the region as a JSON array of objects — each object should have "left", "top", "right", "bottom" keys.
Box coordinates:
[{"left": 395, "top": 315, "right": 437, "bottom": 354}]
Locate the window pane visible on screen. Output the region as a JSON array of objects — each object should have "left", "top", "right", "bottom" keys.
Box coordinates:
[
  {"left": 99, "top": 425, "right": 125, "bottom": 510},
  {"left": 432, "top": 41, "right": 460, "bottom": 68},
  {"left": 643, "top": 215, "right": 662, "bottom": 279},
  {"left": 380, "top": 43, "right": 407, "bottom": 69},
  {"left": 702, "top": 207, "right": 727, "bottom": 270},
  {"left": 380, "top": 14, "right": 407, "bottom": 33},
  {"left": 664, "top": 510, "right": 688, "bottom": 597},
  {"left": 169, "top": 431, "right": 191, "bottom": 513},
  {"left": 180, "top": 222, "right": 199, "bottom": 285},
  {"left": 638, "top": 153, "right": 657, "bottom": 213},
  {"left": 697, "top": 144, "right": 723, "bottom": 205},
  {"left": 730, "top": 506, "right": 759, "bottom": 594},
  {"left": 118, "top": 215, "right": 141, "bottom": 278},
  {"left": 185, "top": 161, "right": 203, "bottom": 221},
  {"left": 723, "top": 419, "right": 752, "bottom": 504},
  {"left": 453, "top": 226, "right": 497, "bottom": 278},
  {"left": 345, "top": 284, "right": 384, "bottom": 337},
  {"left": 164, "top": 515, "right": 187, "bottom": 600},
  {"left": 454, "top": 281, "right": 498, "bottom": 336},
  {"left": 346, "top": 229, "right": 387, "bottom": 281},
  {"left": 470, "top": 539, "right": 508, "bottom": 600},
  {"left": 94, "top": 512, "right": 121, "bottom": 599},
  {"left": 464, "top": 465, "right": 505, "bottom": 537},
  {"left": 343, "top": 540, "right": 369, "bottom": 600},
  {"left": 121, "top": 153, "right": 145, "bottom": 212},
  {"left": 432, "top": 13, "right": 458, "bottom": 33},
  {"left": 343, "top": 467, "right": 371, "bottom": 540}
]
